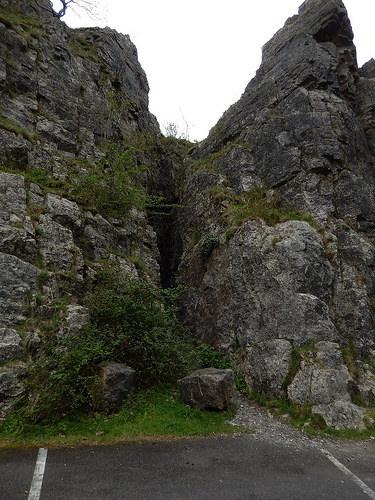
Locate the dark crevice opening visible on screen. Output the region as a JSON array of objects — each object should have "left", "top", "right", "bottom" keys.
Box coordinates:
[{"left": 149, "top": 202, "right": 183, "bottom": 288}]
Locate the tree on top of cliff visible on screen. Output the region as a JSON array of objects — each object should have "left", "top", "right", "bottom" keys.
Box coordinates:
[{"left": 37, "top": 0, "right": 96, "bottom": 18}]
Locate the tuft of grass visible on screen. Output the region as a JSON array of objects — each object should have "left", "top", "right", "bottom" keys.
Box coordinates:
[
  {"left": 0, "top": 387, "right": 244, "bottom": 449},
  {"left": 0, "top": 115, "right": 36, "bottom": 142},
  {"left": 224, "top": 186, "right": 319, "bottom": 237}
]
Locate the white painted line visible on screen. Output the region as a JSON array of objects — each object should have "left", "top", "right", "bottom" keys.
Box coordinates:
[
  {"left": 28, "top": 448, "right": 48, "bottom": 500},
  {"left": 321, "top": 448, "right": 375, "bottom": 500}
]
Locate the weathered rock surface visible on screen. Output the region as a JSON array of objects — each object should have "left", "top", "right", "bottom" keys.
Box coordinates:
[
  {"left": 178, "top": 368, "right": 235, "bottom": 410},
  {"left": 57, "top": 304, "right": 90, "bottom": 338},
  {"left": 98, "top": 362, "right": 135, "bottom": 412},
  {"left": 288, "top": 342, "right": 352, "bottom": 405},
  {"left": 177, "top": 0, "right": 375, "bottom": 428},
  {"left": 0, "top": 0, "right": 161, "bottom": 414},
  {"left": 312, "top": 400, "right": 365, "bottom": 430},
  {"left": 245, "top": 339, "right": 292, "bottom": 399},
  {"left": 0, "top": 328, "right": 24, "bottom": 363},
  {"left": 0, "top": 363, "right": 26, "bottom": 418}
]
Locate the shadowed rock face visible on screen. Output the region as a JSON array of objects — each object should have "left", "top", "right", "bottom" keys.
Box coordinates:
[{"left": 178, "top": 0, "right": 375, "bottom": 427}]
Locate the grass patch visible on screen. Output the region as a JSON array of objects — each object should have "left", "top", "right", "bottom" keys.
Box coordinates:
[
  {"left": 0, "top": 115, "right": 36, "bottom": 142},
  {"left": 68, "top": 34, "right": 99, "bottom": 61},
  {"left": 190, "top": 140, "right": 250, "bottom": 173},
  {"left": 0, "top": 387, "right": 242, "bottom": 449},
  {"left": 0, "top": 7, "right": 44, "bottom": 41},
  {"left": 224, "top": 186, "right": 319, "bottom": 237}
]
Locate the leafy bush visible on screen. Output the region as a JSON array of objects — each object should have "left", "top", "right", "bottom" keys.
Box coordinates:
[
  {"left": 23, "top": 268, "right": 196, "bottom": 423},
  {"left": 197, "top": 344, "right": 232, "bottom": 369},
  {"left": 68, "top": 144, "right": 147, "bottom": 217},
  {"left": 199, "top": 234, "right": 220, "bottom": 261}
]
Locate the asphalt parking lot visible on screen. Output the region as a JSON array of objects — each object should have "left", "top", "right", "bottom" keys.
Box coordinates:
[{"left": 1, "top": 435, "right": 374, "bottom": 500}]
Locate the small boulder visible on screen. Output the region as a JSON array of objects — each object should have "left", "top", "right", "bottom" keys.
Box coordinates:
[
  {"left": 0, "top": 328, "right": 24, "bottom": 363},
  {"left": 98, "top": 362, "right": 135, "bottom": 412},
  {"left": 312, "top": 401, "right": 365, "bottom": 431},
  {"left": 178, "top": 368, "right": 235, "bottom": 410}
]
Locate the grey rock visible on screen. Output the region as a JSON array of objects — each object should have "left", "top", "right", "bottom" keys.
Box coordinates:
[
  {"left": 246, "top": 340, "right": 292, "bottom": 398},
  {"left": 0, "top": 253, "right": 38, "bottom": 327},
  {"left": 178, "top": 368, "right": 235, "bottom": 410},
  {"left": 0, "top": 363, "right": 26, "bottom": 417},
  {"left": 0, "top": 328, "right": 24, "bottom": 363},
  {"left": 58, "top": 304, "right": 89, "bottom": 338},
  {"left": 98, "top": 362, "right": 135, "bottom": 412},
  {"left": 181, "top": 221, "right": 336, "bottom": 349},
  {"left": 45, "top": 193, "right": 82, "bottom": 230},
  {"left": 353, "top": 364, "right": 375, "bottom": 406},
  {"left": 0, "top": 173, "right": 26, "bottom": 220},
  {"left": 312, "top": 400, "right": 365, "bottom": 430},
  {"left": 288, "top": 342, "right": 352, "bottom": 406},
  {"left": 0, "top": 173, "right": 37, "bottom": 260},
  {"left": 38, "top": 214, "right": 83, "bottom": 272}
]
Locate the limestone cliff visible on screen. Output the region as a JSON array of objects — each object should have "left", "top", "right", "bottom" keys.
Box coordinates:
[
  {"left": 0, "top": 0, "right": 374, "bottom": 430},
  {"left": 178, "top": 0, "right": 375, "bottom": 428},
  {"left": 0, "top": 0, "right": 163, "bottom": 416}
]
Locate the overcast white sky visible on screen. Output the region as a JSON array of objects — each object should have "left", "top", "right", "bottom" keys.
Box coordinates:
[{"left": 55, "top": 0, "right": 375, "bottom": 140}]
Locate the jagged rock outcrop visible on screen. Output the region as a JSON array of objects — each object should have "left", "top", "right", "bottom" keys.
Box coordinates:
[
  {"left": 0, "top": 0, "right": 161, "bottom": 416},
  {"left": 178, "top": 0, "right": 375, "bottom": 428}
]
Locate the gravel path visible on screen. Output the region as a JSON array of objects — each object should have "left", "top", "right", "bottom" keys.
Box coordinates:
[{"left": 230, "top": 396, "right": 375, "bottom": 454}]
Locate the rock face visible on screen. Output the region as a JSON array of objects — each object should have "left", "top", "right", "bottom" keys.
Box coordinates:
[
  {"left": 178, "top": 0, "right": 375, "bottom": 428},
  {"left": 0, "top": 0, "right": 161, "bottom": 415},
  {"left": 178, "top": 368, "right": 235, "bottom": 410}
]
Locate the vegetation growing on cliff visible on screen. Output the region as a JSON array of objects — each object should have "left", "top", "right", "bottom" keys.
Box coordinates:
[
  {"left": 20, "top": 266, "right": 196, "bottom": 423},
  {"left": 224, "top": 186, "right": 318, "bottom": 236}
]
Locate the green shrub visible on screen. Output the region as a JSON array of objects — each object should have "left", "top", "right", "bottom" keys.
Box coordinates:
[
  {"left": 23, "top": 268, "right": 196, "bottom": 423},
  {"left": 67, "top": 144, "right": 147, "bottom": 217},
  {"left": 197, "top": 344, "right": 232, "bottom": 369},
  {"left": 199, "top": 234, "right": 220, "bottom": 261}
]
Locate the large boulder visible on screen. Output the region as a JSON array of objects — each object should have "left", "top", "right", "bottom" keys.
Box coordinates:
[
  {"left": 178, "top": 368, "right": 235, "bottom": 410},
  {"left": 97, "top": 362, "right": 135, "bottom": 412}
]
